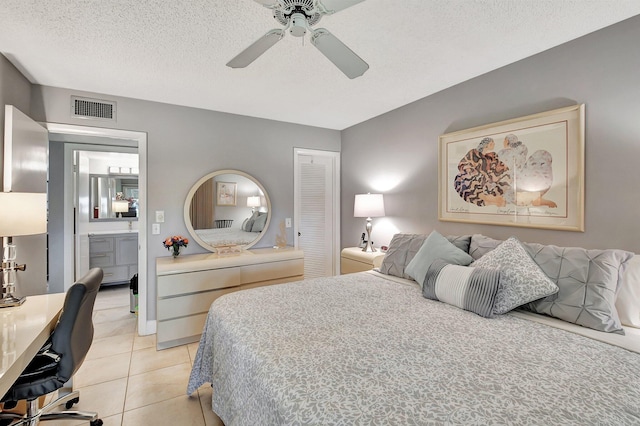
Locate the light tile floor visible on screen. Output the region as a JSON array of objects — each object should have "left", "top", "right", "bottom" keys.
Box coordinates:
[{"left": 43, "top": 284, "right": 220, "bottom": 426}]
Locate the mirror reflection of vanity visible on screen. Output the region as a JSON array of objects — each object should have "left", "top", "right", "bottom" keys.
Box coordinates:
[
  {"left": 90, "top": 174, "right": 139, "bottom": 221},
  {"left": 157, "top": 170, "right": 304, "bottom": 349},
  {"left": 183, "top": 170, "right": 271, "bottom": 251}
]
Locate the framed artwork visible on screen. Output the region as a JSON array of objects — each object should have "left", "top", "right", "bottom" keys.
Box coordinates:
[
  {"left": 216, "top": 181, "right": 237, "bottom": 206},
  {"left": 439, "top": 104, "right": 585, "bottom": 231}
]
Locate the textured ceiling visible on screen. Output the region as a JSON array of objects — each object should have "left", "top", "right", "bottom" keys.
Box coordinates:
[{"left": 1, "top": 1, "right": 639, "bottom": 130}]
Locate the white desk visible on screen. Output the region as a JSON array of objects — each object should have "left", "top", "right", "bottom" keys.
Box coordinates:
[{"left": 0, "top": 293, "right": 65, "bottom": 397}]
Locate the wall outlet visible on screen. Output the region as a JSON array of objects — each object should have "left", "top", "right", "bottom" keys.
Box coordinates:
[
  {"left": 155, "top": 210, "right": 165, "bottom": 223},
  {"left": 285, "top": 218, "right": 292, "bottom": 228},
  {"left": 152, "top": 223, "right": 160, "bottom": 235}
]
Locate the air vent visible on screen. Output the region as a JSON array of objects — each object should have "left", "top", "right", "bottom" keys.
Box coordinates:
[{"left": 71, "top": 96, "right": 116, "bottom": 121}]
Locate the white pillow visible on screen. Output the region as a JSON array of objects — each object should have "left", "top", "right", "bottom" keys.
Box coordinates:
[{"left": 616, "top": 254, "right": 640, "bottom": 328}]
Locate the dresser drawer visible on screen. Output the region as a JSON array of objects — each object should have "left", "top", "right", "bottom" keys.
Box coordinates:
[
  {"left": 241, "top": 259, "right": 304, "bottom": 284},
  {"left": 157, "top": 286, "right": 238, "bottom": 321},
  {"left": 157, "top": 267, "right": 241, "bottom": 298},
  {"left": 241, "top": 274, "right": 303, "bottom": 290},
  {"left": 156, "top": 247, "right": 304, "bottom": 350},
  {"left": 157, "top": 313, "right": 208, "bottom": 349}
]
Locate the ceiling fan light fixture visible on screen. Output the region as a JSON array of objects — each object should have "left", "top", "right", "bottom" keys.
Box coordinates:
[{"left": 289, "top": 12, "right": 308, "bottom": 37}]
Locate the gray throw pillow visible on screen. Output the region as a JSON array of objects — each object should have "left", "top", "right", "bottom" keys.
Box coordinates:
[
  {"left": 251, "top": 213, "right": 268, "bottom": 233},
  {"left": 379, "top": 233, "right": 471, "bottom": 279},
  {"left": 471, "top": 237, "right": 558, "bottom": 315},
  {"left": 469, "top": 234, "right": 633, "bottom": 334},
  {"left": 405, "top": 231, "right": 474, "bottom": 288},
  {"left": 448, "top": 235, "right": 472, "bottom": 254},
  {"left": 243, "top": 211, "right": 259, "bottom": 231},
  {"left": 379, "top": 234, "right": 428, "bottom": 279},
  {"left": 423, "top": 260, "right": 501, "bottom": 318}
]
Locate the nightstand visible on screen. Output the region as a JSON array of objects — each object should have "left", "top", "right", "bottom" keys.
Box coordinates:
[{"left": 340, "top": 247, "right": 386, "bottom": 274}]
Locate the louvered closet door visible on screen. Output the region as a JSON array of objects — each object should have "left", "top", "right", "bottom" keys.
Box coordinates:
[{"left": 295, "top": 150, "right": 340, "bottom": 279}]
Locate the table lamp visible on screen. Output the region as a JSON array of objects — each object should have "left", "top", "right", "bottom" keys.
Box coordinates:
[
  {"left": 112, "top": 200, "right": 129, "bottom": 218},
  {"left": 0, "top": 192, "right": 47, "bottom": 307},
  {"left": 354, "top": 193, "right": 385, "bottom": 252},
  {"left": 247, "top": 196, "right": 261, "bottom": 213}
]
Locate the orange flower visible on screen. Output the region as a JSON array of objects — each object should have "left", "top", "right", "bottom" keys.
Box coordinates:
[{"left": 163, "top": 235, "right": 188, "bottom": 250}]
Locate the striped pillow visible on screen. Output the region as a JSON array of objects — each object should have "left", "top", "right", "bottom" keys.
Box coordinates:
[{"left": 423, "top": 260, "right": 501, "bottom": 318}]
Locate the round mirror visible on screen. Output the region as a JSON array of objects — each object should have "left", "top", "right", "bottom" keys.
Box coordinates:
[{"left": 184, "top": 170, "right": 271, "bottom": 252}]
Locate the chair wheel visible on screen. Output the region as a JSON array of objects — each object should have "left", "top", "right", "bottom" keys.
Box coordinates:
[
  {"left": 90, "top": 419, "right": 103, "bottom": 426},
  {"left": 65, "top": 397, "right": 80, "bottom": 409}
]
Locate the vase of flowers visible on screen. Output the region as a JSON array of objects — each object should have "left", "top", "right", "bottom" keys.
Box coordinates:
[{"left": 163, "top": 235, "right": 189, "bottom": 258}]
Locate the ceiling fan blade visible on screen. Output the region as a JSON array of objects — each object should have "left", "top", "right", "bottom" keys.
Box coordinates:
[
  {"left": 318, "top": 0, "right": 365, "bottom": 14},
  {"left": 311, "top": 28, "right": 368, "bottom": 79},
  {"left": 226, "top": 29, "right": 285, "bottom": 68}
]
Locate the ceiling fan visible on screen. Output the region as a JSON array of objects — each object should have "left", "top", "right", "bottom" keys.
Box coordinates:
[{"left": 227, "top": 0, "right": 369, "bottom": 79}]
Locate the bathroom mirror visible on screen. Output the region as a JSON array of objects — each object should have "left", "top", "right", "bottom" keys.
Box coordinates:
[
  {"left": 90, "top": 174, "right": 139, "bottom": 221},
  {"left": 184, "top": 170, "right": 271, "bottom": 252}
]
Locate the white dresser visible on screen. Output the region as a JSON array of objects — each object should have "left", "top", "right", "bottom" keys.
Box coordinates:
[{"left": 156, "top": 247, "right": 304, "bottom": 349}]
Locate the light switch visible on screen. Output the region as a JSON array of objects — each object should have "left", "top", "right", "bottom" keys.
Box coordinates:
[
  {"left": 285, "top": 218, "right": 292, "bottom": 228},
  {"left": 152, "top": 223, "right": 160, "bottom": 235},
  {"left": 155, "top": 211, "right": 165, "bottom": 223}
]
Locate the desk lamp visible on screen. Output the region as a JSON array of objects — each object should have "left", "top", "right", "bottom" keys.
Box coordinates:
[
  {"left": 354, "top": 193, "right": 385, "bottom": 252},
  {"left": 0, "top": 192, "right": 47, "bottom": 307}
]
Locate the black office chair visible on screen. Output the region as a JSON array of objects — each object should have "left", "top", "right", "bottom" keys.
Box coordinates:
[{"left": 0, "top": 268, "right": 104, "bottom": 426}]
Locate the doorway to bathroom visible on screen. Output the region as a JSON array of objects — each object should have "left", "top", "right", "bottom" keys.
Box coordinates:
[{"left": 45, "top": 123, "right": 150, "bottom": 335}]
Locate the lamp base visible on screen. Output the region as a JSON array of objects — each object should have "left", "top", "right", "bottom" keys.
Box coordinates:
[
  {"left": 0, "top": 294, "right": 26, "bottom": 308},
  {"left": 361, "top": 245, "right": 377, "bottom": 253},
  {"left": 361, "top": 218, "right": 377, "bottom": 252}
]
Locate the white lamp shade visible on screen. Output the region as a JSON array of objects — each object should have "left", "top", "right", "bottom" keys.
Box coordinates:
[
  {"left": 112, "top": 200, "right": 130, "bottom": 213},
  {"left": 247, "top": 196, "right": 261, "bottom": 208},
  {"left": 0, "top": 192, "right": 47, "bottom": 237},
  {"left": 354, "top": 193, "right": 385, "bottom": 218}
]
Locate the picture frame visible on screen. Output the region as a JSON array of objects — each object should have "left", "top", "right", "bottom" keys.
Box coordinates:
[
  {"left": 439, "top": 104, "right": 585, "bottom": 231},
  {"left": 216, "top": 181, "right": 237, "bottom": 206}
]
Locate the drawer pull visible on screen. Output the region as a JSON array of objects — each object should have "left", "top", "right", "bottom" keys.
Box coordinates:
[
  {"left": 91, "top": 239, "right": 107, "bottom": 242},
  {"left": 91, "top": 254, "right": 108, "bottom": 258},
  {"left": 104, "top": 273, "right": 114, "bottom": 277}
]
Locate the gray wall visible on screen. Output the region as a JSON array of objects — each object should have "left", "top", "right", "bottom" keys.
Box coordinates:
[
  {"left": 0, "top": 54, "right": 32, "bottom": 189},
  {"left": 341, "top": 15, "right": 640, "bottom": 253},
  {"left": 30, "top": 86, "right": 340, "bottom": 319},
  {"left": 47, "top": 141, "right": 65, "bottom": 293}
]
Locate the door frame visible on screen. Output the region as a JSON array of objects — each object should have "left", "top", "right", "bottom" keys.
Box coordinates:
[
  {"left": 293, "top": 148, "right": 341, "bottom": 276},
  {"left": 44, "top": 123, "right": 151, "bottom": 335}
]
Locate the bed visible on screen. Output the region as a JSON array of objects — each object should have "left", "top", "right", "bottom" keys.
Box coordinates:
[
  {"left": 194, "top": 227, "right": 258, "bottom": 246},
  {"left": 188, "top": 233, "right": 640, "bottom": 425}
]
